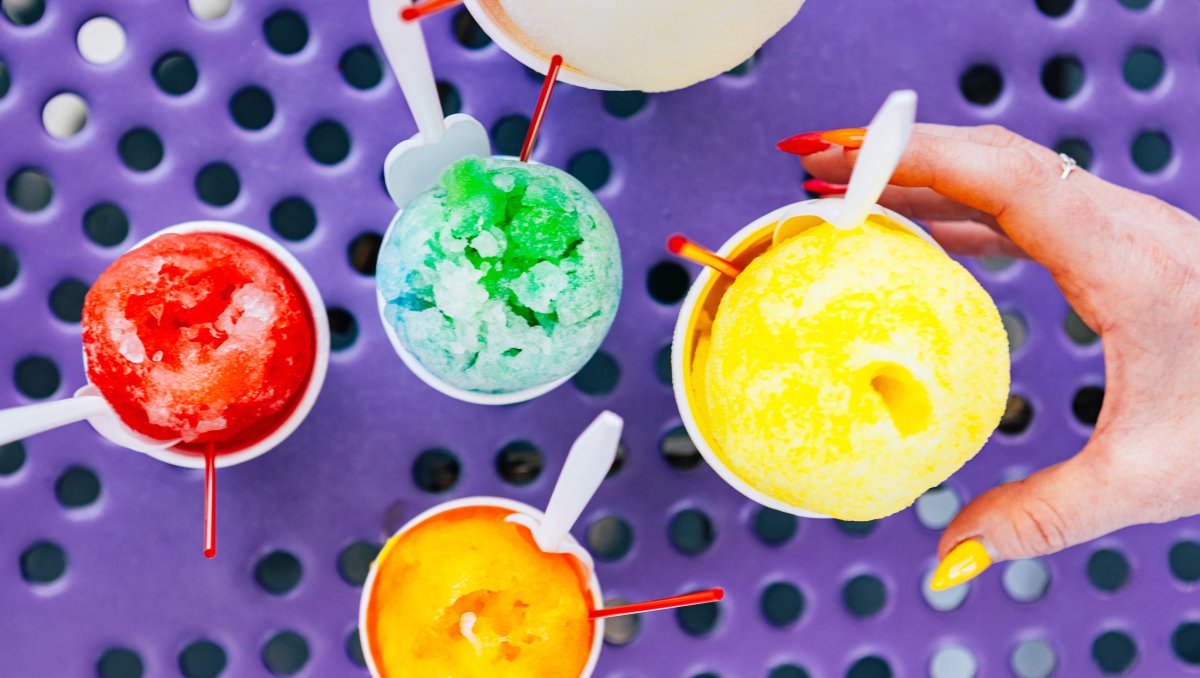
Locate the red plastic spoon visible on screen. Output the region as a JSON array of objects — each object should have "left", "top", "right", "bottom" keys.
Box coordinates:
[{"left": 590, "top": 587, "right": 725, "bottom": 620}]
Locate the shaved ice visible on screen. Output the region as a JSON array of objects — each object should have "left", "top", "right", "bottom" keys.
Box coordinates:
[
  {"left": 701, "top": 219, "right": 1009, "bottom": 520},
  {"left": 82, "top": 233, "right": 315, "bottom": 446},
  {"left": 377, "top": 155, "right": 621, "bottom": 395},
  {"left": 365, "top": 505, "right": 594, "bottom": 677},
  {"left": 483, "top": 0, "right": 806, "bottom": 91}
]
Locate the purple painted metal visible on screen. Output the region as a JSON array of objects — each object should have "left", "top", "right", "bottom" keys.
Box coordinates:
[{"left": 1, "top": 0, "right": 1198, "bottom": 676}]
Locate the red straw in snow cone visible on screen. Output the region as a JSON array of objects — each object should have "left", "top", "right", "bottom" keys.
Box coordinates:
[
  {"left": 204, "top": 444, "right": 217, "bottom": 559},
  {"left": 590, "top": 588, "right": 725, "bottom": 620},
  {"left": 520, "top": 55, "right": 565, "bottom": 162},
  {"left": 399, "top": 0, "right": 463, "bottom": 22},
  {"left": 667, "top": 235, "right": 742, "bottom": 279}
]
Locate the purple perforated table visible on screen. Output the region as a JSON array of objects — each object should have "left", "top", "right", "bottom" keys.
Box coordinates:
[{"left": 2, "top": 0, "right": 1199, "bottom": 676}]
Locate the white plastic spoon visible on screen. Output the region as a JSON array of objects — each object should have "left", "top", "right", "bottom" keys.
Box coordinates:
[
  {"left": 0, "top": 384, "right": 179, "bottom": 454},
  {"left": 369, "top": 0, "right": 490, "bottom": 208},
  {"left": 773, "top": 90, "right": 918, "bottom": 244},
  {"left": 835, "top": 89, "right": 917, "bottom": 229},
  {"left": 506, "top": 410, "right": 624, "bottom": 553}
]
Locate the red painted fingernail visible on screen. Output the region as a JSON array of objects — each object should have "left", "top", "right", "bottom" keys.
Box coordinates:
[
  {"left": 776, "top": 132, "right": 830, "bottom": 156},
  {"left": 803, "top": 179, "right": 848, "bottom": 195},
  {"left": 821, "top": 127, "right": 867, "bottom": 149}
]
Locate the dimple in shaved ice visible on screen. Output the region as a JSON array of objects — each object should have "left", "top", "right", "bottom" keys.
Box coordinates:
[
  {"left": 377, "top": 155, "right": 622, "bottom": 394},
  {"left": 82, "top": 233, "right": 315, "bottom": 447}
]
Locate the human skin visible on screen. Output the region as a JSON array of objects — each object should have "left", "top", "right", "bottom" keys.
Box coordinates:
[{"left": 794, "top": 123, "right": 1200, "bottom": 586}]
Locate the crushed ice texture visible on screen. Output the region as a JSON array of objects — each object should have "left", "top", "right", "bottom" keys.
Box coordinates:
[{"left": 377, "top": 155, "right": 622, "bottom": 394}]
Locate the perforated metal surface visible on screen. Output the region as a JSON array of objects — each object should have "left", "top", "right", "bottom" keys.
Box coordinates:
[{"left": 2, "top": 0, "right": 1199, "bottom": 676}]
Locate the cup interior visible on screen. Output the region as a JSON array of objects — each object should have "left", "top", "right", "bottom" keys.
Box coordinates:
[
  {"left": 358, "top": 496, "right": 605, "bottom": 678},
  {"left": 670, "top": 202, "right": 940, "bottom": 518},
  {"left": 90, "top": 221, "right": 330, "bottom": 469}
]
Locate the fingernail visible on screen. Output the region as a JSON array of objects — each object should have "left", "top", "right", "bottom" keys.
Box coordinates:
[
  {"left": 803, "top": 179, "right": 848, "bottom": 195},
  {"left": 930, "top": 539, "right": 992, "bottom": 591},
  {"left": 821, "top": 127, "right": 867, "bottom": 149},
  {"left": 776, "top": 128, "right": 868, "bottom": 155},
  {"left": 776, "top": 132, "right": 830, "bottom": 155}
]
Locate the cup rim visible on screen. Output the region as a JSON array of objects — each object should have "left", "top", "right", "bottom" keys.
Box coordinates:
[
  {"left": 373, "top": 154, "right": 603, "bottom": 406},
  {"left": 670, "top": 200, "right": 944, "bottom": 518},
  {"left": 96, "top": 220, "right": 330, "bottom": 469},
  {"left": 358, "top": 496, "right": 605, "bottom": 678},
  {"left": 461, "top": 0, "right": 626, "bottom": 91}
]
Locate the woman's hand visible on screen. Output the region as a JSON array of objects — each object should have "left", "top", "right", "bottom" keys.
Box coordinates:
[{"left": 785, "top": 123, "right": 1200, "bottom": 589}]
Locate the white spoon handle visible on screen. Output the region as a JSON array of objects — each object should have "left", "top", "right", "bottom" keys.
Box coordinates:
[
  {"left": 369, "top": 0, "right": 446, "bottom": 142},
  {"left": 835, "top": 90, "right": 918, "bottom": 230},
  {"left": 535, "top": 411, "right": 624, "bottom": 552},
  {"left": 0, "top": 395, "right": 108, "bottom": 446}
]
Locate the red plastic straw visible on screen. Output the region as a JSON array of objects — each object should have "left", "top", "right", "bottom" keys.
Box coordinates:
[
  {"left": 589, "top": 588, "right": 725, "bottom": 620},
  {"left": 667, "top": 235, "right": 742, "bottom": 279},
  {"left": 520, "top": 55, "right": 564, "bottom": 162},
  {"left": 204, "top": 444, "right": 217, "bottom": 559},
  {"left": 399, "top": 0, "right": 462, "bottom": 22}
]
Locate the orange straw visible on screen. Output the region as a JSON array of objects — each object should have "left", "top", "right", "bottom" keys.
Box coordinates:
[
  {"left": 204, "top": 444, "right": 217, "bottom": 559},
  {"left": 399, "top": 0, "right": 463, "bottom": 22},
  {"left": 520, "top": 55, "right": 564, "bottom": 162},
  {"left": 667, "top": 235, "right": 741, "bottom": 279},
  {"left": 590, "top": 588, "right": 725, "bottom": 620}
]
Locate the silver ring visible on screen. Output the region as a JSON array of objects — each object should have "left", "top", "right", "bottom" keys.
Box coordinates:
[{"left": 1059, "top": 152, "right": 1079, "bottom": 180}]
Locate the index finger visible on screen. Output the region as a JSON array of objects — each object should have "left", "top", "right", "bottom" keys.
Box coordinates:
[{"left": 869, "top": 131, "right": 1112, "bottom": 274}]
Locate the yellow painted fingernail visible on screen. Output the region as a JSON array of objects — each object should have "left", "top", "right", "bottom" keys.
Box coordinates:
[{"left": 930, "top": 539, "right": 991, "bottom": 591}]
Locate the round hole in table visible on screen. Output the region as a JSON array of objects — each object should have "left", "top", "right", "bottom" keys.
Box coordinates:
[
  {"left": 1088, "top": 548, "right": 1130, "bottom": 592},
  {"left": 262, "top": 630, "right": 309, "bottom": 676},
  {"left": 55, "top": 465, "right": 101, "bottom": 509},
  {"left": 179, "top": 640, "right": 226, "bottom": 678},
  {"left": 230, "top": 86, "right": 274, "bottom": 131},
  {"left": 153, "top": 52, "right": 199, "bottom": 96},
  {"left": 97, "top": 647, "right": 144, "bottom": 678},
  {"left": 337, "top": 540, "right": 381, "bottom": 587},
  {"left": 254, "top": 550, "right": 303, "bottom": 596},
  {"left": 49, "top": 279, "right": 89, "bottom": 324},
  {"left": 84, "top": 203, "right": 130, "bottom": 247},
  {"left": 6, "top": 168, "right": 53, "bottom": 213},
  {"left": 760, "top": 581, "right": 805, "bottom": 628},
  {"left": 20, "top": 540, "right": 66, "bottom": 584},
  {"left": 496, "top": 440, "right": 543, "bottom": 486},
  {"left": 587, "top": 515, "right": 633, "bottom": 562},
  {"left": 264, "top": 10, "right": 308, "bottom": 56},
  {"left": 118, "top": 128, "right": 164, "bottom": 173},
  {"left": 1092, "top": 630, "right": 1137, "bottom": 675},
  {"left": 660, "top": 426, "right": 702, "bottom": 471}
]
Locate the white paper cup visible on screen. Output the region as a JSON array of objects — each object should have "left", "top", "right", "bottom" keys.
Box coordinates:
[
  {"left": 374, "top": 157, "right": 614, "bottom": 406},
  {"left": 461, "top": 0, "right": 624, "bottom": 91},
  {"left": 359, "top": 496, "right": 605, "bottom": 678},
  {"left": 670, "top": 200, "right": 944, "bottom": 518},
  {"left": 93, "top": 221, "right": 330, "bottom": 469}
]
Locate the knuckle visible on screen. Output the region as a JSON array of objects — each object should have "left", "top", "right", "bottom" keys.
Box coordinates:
[
  {"left": 973, "top": 124, "right": 1019, "bottom": 147},
  {"left": 1011, "top": 494, "right": 1071, "bottom": 557}
]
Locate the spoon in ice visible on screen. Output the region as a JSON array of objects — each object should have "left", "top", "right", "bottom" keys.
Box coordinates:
[
  {"left": 774, "top": 89, "right": 918, "bottom": 244},
  {"left": 506, "top": 411, "right": 624, "bottom": 553},
  {"left": 369, "top": 0, "right": 489, "bottom": 209},
  {"left": 0, "top": 384, "right": 180, "bottom": 454}
]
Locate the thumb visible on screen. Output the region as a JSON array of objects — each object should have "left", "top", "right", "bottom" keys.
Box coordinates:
[{"left": 929, "top": 449, "right": 1130, "bottom": 591}]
